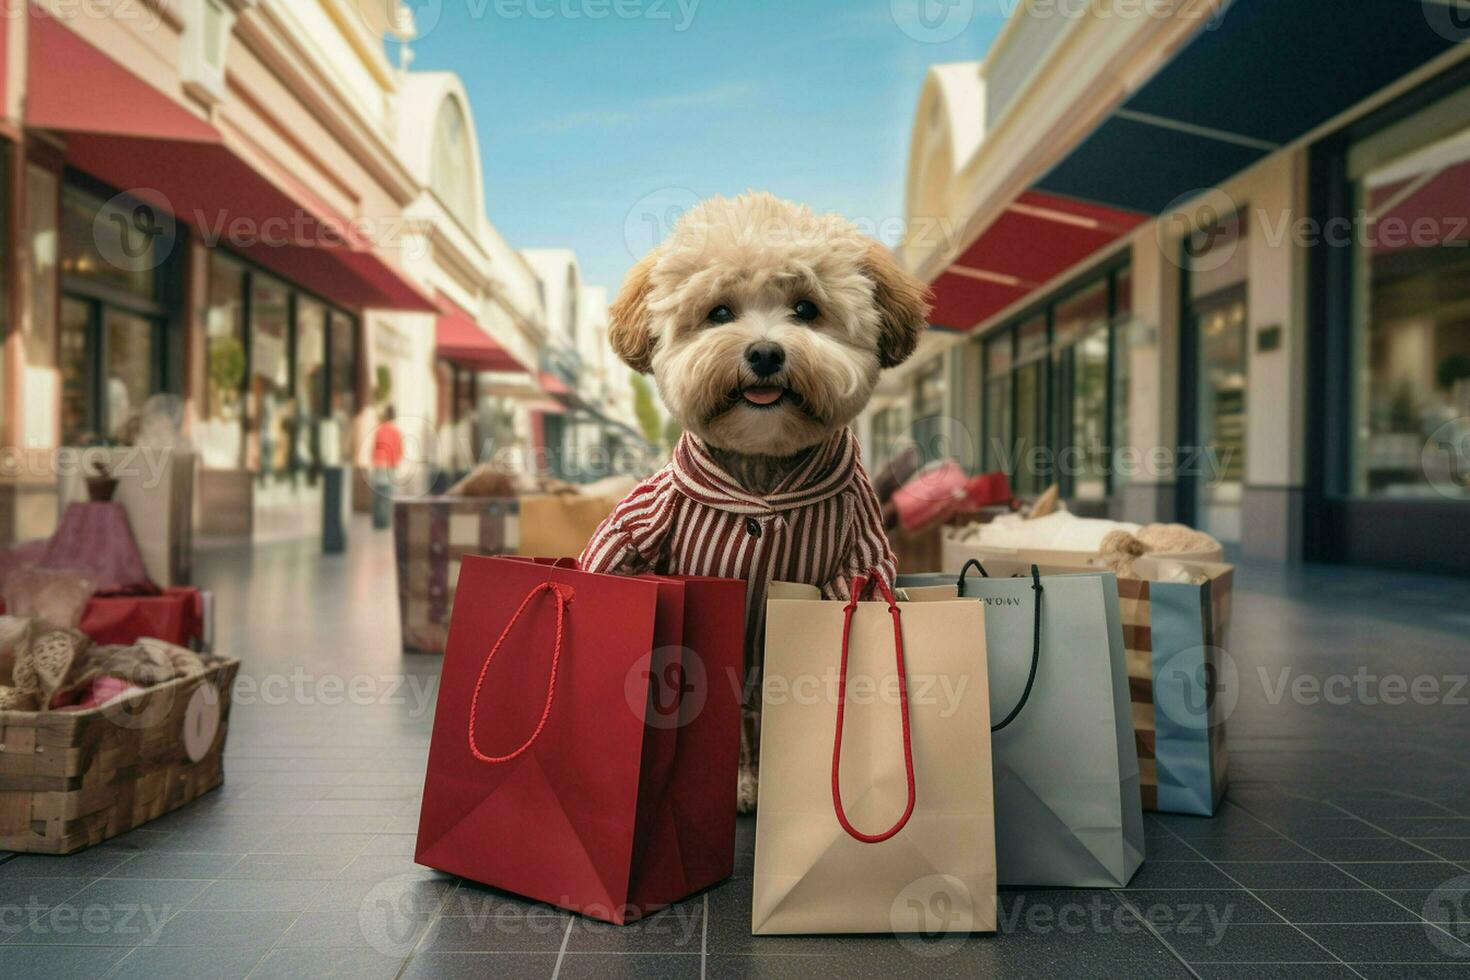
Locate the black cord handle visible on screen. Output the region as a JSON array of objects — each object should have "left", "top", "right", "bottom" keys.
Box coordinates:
[
  {"left": 957, "top": 558, "right": 989, "bottom": 591},
  {"left": 989, "top": 565, "right": 1043, "bottom": 733}
]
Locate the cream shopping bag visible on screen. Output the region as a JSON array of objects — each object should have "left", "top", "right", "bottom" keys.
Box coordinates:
[
  {"left": 515, "top": 493, "right": 622, "bottom": 559},
  {"left": 752, "top": 575, "right": 996, "bottom": 936}
]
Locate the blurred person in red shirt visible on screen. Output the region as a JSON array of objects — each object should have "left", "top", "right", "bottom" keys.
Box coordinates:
[{"left": 371, "top": 406, "right": 403, "bottom": 529}]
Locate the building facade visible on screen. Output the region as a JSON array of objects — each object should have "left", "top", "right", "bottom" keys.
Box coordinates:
[
  {"left": 869, "top": 0, "right": 1470, "bottom": 575},
  {"left": 0, "top": 0, "right": 640, "bottom": 545}
]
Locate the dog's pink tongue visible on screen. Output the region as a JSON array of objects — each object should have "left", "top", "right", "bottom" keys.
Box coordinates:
[{"left": 742, "top": 387, "right": 784, "bottom": 406}]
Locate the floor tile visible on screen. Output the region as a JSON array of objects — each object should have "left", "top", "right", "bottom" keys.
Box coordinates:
[
  {"left": 1160, "top": 921, "right": 1334, "bottom": 964},
  {"left": 1376, "top": 818, "right": 1470, "bottom": 838},
  {"left": 398, "top": 951, "right": 559, "bottom": 979},
  {"left": 217, "top": 853, "right": 354, "bottom": 879},
  {"left": 1120, "top": 889, "right": 1279, "bottom": 925},
  {"left": 0, "top": 849, "right": 136, "bottom": 879},
  {"left": 1419, "top": 839, "right": 1470, "bottom": 861},
  {"left": 557, "top": 953, "right": 702, "bottom": 980},
  {"left": 1295, "top": 837, "right": 1444, "bottom": 862},
  {"left": 280, "top": 908, "right": 435, "bottom": 953},
  {"left": 141, "top": 909, "right": 297, "bottom": 947},
  {"left": 1194, "top": 966, "right": 1360, "bottom": 979},
  {"left": 4, "top": 901, "right": 175, "bottom": 947},
  {"left": 104, "top": 944, "right": 266, "bottom": 980},
  {"left": 248, "top": 946, "right": 409, "bottom": 980},
  {"left": 1338, "top": 863, "right": 1470, "bottom": 890},
  {"left": 313, "top": 875, "right": 455, "bottom": 914},
  {"left": 1255, "top": 889, "right": 1423, "bottom": 924},
  {"left": 1212, "top": 862, "right": 1369, "bottom": 890},
  {"left": 1270, "top": 817, "right": 1390, "bottom": 840},
  {"left": 0, "top": 876, "right": 93, "bottom": 912},
  {"left": 564, "top": 902, "right": 703, "bottom": 954},
  {"left": 419, "top": 914, "right": 568, "bottom": 953},
  {"left": 442, "top": 881, "right": 571, "bottom": 918},
  {"left": 104, "top": 851, "right": 244, "bottom": 879},
  {"left": 1185, "top": 837, "right": 1319, "bottom": 862},
  {"left": 0, "top": 944, "right": 129, "bottom": 979},
  {"left": 1304, "top": 922, "right": 1470, "bottom": 963},
  {"left": 1122, "top": 861, "right": 1238, "bottom": 890},
  {"left": 187, "top": 879, "right": 327, "bottom": 911}
]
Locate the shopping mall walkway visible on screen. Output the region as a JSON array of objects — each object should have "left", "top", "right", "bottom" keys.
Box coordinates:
[{"left": 1, "top": 520, "right": 1468, "bottom": 978}]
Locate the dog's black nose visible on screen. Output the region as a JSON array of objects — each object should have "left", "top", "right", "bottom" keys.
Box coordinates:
[{"left": 745, "top": 342, "right": 785, "bottom": 378}]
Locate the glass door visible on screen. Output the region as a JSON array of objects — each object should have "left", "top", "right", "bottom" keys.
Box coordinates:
[
  {"left": 60, "top": 297, "right": 96, "bottom": 445},
  {"left": 59, "top": 297, "right": 161, "bottom": 444},
  {"left": 1191, "top": 287, "right": 1249, "bottom": 543},
  {"left": 102, "top": 308, "right": 161, "bottom": 442}
]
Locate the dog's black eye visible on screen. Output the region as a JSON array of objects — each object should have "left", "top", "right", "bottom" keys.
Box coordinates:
[
  {"left": 707, "top": 305, "right": 736, "bottom": 325},
  {"left": 793, "top": 300, "right": 820, "bottom": 322}
]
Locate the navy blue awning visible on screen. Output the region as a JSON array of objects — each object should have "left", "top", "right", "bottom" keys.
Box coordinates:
[{"left": 1036, "top": 0, "right": 1462, "bottom": 213}]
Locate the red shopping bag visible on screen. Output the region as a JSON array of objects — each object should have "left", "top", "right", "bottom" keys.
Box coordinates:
[
  {"left": 964, "top": 471, "right": 1012, "bottom": 508},
  {"left": 415, "top": 556, "right": 745, "bottom": 923}
]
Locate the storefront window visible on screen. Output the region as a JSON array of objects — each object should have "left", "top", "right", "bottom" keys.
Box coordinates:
[
  {"left": 976, "top": 263, "right": 1131, "bottom": 499},
  {"left": 330, "top": 312, "right": 358, "bottom": 422},
  {"left": 103, "top": 310, "right": 158, "bottom": 441},
  {"left": 59, "top": 186, "right": 162, "bottom": 301},
  {"left": 60, "top": 299, "right": 91, "bottom": 445},
  {"left": 1111, "top": 265, "right": 1134, "bottom": 480},
  {"left": 870, "top": 404, "right": 907, "bottom": 467},
  {"left": 57, "top": 179, "right": 172, "bottom": 447},
  {"left": 203, "top": 253, "right": 247, "bottom": 468},
  {"left": 982, "top": 332, "right": 1013, "bottom": 473},
  {"left": 251, "top": 274, "right": 292, "bottom": 482},
  {"left": 295, "top": 298, "right": 327, "bottom": 478},
  {"left": 1353, "top": 110, "right": 1470, "bottom": 499},
  {"left": 1014, "top": 315, "right": 1050, "bottom": 494},
  {"left": 1052, "top": 282, "right": 1110, "bottom": 501}
]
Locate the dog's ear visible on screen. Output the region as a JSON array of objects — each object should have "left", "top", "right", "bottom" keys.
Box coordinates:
[
  {"left": 608, "top": 252, "right": 659, "bottom": 373},
  {"left": 862, "top": 240, "right": 931, "bottom": 369}
]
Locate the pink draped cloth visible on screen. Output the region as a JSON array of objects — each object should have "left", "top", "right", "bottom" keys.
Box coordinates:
[{"left": 5, "top": 502, "right": 159, "bottom": 596}]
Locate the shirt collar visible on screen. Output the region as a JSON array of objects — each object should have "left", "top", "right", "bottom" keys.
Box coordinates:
[{"left": 670, "top": 429, "right": 860, "bottom": 515}]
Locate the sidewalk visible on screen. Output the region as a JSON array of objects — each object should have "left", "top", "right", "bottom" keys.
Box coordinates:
[{"left": 1, "top": 520, "right": 1467, "bottom": 978}]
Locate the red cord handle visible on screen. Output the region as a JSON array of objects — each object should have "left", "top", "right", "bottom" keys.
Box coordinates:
[
  {"left": 831, "top": 574, "right": 916, "bottom": 844},
  {"left": 467, "top": 581, "right": 573, "bottom": 764}
]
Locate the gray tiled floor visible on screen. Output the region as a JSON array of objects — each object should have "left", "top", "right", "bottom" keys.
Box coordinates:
[{"left": 2, "top": 519, "right": 1468, "bottom": 978}]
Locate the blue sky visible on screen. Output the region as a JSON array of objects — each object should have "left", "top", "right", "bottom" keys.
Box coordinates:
[{"left": 403, "top": 0, "right": 1006, "bottom": 293}]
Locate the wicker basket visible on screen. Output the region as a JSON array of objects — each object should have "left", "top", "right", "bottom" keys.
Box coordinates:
[
  {"left": 0, "top": 656, "right": 240, "bottom": 854},
  {"left": 394, "top": 497, "right": 519, "bottom": 654}
]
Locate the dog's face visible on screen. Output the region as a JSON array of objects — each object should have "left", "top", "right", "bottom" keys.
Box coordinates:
[{"left": 608, "top": 193, "right": 931, "bottom": 457}]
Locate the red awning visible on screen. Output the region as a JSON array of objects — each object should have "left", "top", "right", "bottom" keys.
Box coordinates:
[
  {"left": 1368, "top": 160, "right": 1470, "bottom": 255},
  {"left": 26, "top": 16, "right": 435, "bottom": 314},
  {"left": 436, "top": 295, "right": 526, "bottom": 372},
  {"left": 537, "top": 371, "right": 572, "bottom": 398},
  {"left": 929, "top": 191, "right": 1147, "bottom": 331}
]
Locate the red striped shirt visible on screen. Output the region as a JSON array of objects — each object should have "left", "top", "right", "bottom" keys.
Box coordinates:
[{"left": 580, "top": 428, "right": 896, "bottom": 657}]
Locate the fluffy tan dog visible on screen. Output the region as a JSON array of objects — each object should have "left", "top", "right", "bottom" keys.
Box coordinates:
[{"left": 581, "top": 191, "right": 930, "bottom": 810}]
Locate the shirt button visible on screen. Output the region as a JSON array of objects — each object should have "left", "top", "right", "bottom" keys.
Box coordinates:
[{"left": 745, "top": 517, "right": 762, "bottom": 538}]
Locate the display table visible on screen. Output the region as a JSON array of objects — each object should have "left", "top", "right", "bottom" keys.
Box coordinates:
[{"left": 0, "top": 588, "right": 206, "bottom": 648}]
